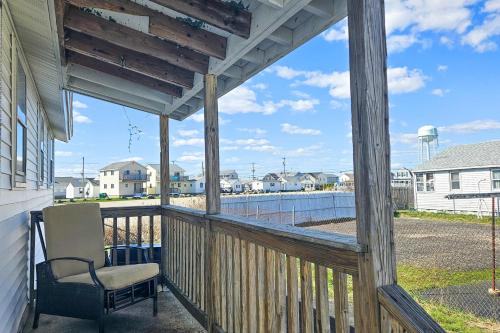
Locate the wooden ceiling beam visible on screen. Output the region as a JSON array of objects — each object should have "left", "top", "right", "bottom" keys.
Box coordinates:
[
  {"left": 64, "top": 6, "right": 209, "bottom": 74},
  {"left": 67, "top": 51, "right": 183, "bottom": 98},
  {"left": 65, "top": 31, "right": 194, "bottom": 89},
  {"left": 54, "top": 0, "right": 67, "bottom": 65},
  {"left": 149, "top": 0, "right": 252, "bottom": 39},
  {"left": 64, "top": 0, "right": 227, "bottom": 59}
]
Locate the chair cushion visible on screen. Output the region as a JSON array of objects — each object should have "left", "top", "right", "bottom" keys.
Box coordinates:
[
  {"left": 58, "top": 263, "right": 159, "bottom": 290},
  {"left": 43, "top": 203, "right": 105, "bottom": 279}
]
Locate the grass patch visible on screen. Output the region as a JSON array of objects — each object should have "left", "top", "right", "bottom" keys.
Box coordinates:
[
  {"left": 395, "top": 210, "right": 492, "bottom": 225},
  {"left": 397, "top": 265, "right": 491, "bottom": 291},
  {"left": 397, "top": 265, "right": 497, "bottom": 333}
]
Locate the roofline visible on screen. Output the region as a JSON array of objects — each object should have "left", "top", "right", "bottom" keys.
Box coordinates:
[{"left": 414, "top": 165, "right": 500, "bottom": 173}]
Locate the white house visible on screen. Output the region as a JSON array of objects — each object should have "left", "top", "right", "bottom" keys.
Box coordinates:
[
  {"left": 145, "top": 163, "right": 186, "bottom": 195},
  {"left": 391, "top": 168, "right": 413, "bottom": 188},
  {"left": 309, "top": 172, "right": 339, "bottom": 189},
  {"left": 54, "top": 177, "right": 74, "bottom": 199},
  {"left": 249, "top": 179, "right": 281, "bottom": 193},
  {"left": 414, "top": 141, "right": 500, "bottom": 214},
  {"left": 171, "top": 176, "right": 205, "bottom": 195},
  {"left": 0, "top": 2, "right": 72, "bottom": 331},
  {"left": 280, "top": 175, "right": 303, "bottom": 191},
  {"left": 220, "top": 169, "right": 239, "bottom": 180},
  {"left": 84, "top": 178, "right": 100, "bottom": 198},
  {"left": 100, "top": 161, "right": 147, "bottom": 197},
  {"left": 221, "top": 178, "right": 243, "bottom": 193},
  {"left": 340, "top": 172, "right": 355, "bottom": 187}
]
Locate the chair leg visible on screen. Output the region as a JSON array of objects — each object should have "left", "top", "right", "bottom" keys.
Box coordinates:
[
  {"left": 32, "top": 308, "right": 40, "bottom": 329},
  {"left": 98, "top": 317, "right": 105, "bottom": 333},
  {"left": 153, "top": 279, "right": 158, "bottom": 317}
]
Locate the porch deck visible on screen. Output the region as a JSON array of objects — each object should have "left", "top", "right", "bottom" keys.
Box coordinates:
[{"left": 22, "top": 289, "right": 205, "bottom": 333}]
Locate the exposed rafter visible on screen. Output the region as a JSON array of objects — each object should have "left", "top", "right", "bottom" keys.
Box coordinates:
[
  {"left": 63, "top": 6, "right": 209, "bottom": 74},
  {"left": 67, "top": 51, "right": 183, "bottom": 98},
  {"left": 149, "top": 0, "right": 252, "bottom": 38},
  {"left": 65, "top": 31, "right": 194, "bottom": 89},
  {"left": 65, "top": 0, "right": 227, "bottom": 59}
]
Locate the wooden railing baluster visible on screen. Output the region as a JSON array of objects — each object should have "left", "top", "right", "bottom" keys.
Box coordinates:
[
  {"left": 112, "top": 217, "right": 118, "bottom": 266},
  {"left": 286, "top": 255, "right": 299, "bottom": 333},
  {"left": 137, "top": 216, "right": 142, "bottom": 264},
  {"left": 315, "top": 265, "right": 330, "bottom": 333},
  {"left": 125, "top": 216, "right": 130, "bottom": 265},
  {"left": 300, "top": 259, "right": 313, "bottom": 333},
  {"left": 333, "top": 269, "right": 349, "bottom": 333}
]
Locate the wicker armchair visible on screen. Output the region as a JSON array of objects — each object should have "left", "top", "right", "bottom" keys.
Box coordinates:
[{"left": 33, "top": 203, "right": 159, "bottom": 333}]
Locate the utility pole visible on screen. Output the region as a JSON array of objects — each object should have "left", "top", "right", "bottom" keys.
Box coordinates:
[
  {"left": 282, "top": 157, "right": 286, "bottom": 177},
  {"left": 81, "top": 156, "right": 85, "bottom": 198},
  {"left": 251, "top": 162, "right": 256, "bottom": 180}
]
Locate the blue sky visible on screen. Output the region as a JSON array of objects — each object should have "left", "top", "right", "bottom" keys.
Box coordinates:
[{"left": 56, "top": 0, "right": 500, "bottom": 179}]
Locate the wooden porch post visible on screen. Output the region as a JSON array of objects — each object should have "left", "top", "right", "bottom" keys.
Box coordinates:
[
  {"left": 160, "top": 114, "right": 170, "bottom": 282},
  {"left": 347, "top": 0, "right": 395, "bottom": 332},
  {"left": 203, "top": 74, "right": 221, "bottom": 215},
  {"left": 204, "top": 74, "right": 220, "bottom": 333}
]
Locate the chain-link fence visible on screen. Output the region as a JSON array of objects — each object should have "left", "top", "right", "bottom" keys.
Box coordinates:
[
  {"left": 309, "top": 200, "right": 500, "bottom": 332},
  {"left": 220, "top": 191, "right": 355, "bottom": 225}
]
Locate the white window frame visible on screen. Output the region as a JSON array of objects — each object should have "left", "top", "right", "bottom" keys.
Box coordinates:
[
  {"left": 416, "top": 173, "right": 435, "bottom": 192},
  {"left": 450, "top": 171, "right": 460, "bottom": 190},
  {"left": 416, "top": 173, "right": 424, "bottom": 192},
  {"left": 14, "top": 53, "right": 27, "bottom": 187},
  {"left": 492, "top": 169, "right": 500, "bottom": 191}
]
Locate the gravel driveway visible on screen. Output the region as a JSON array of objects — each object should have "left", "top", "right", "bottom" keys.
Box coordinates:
[{"left": 309, "top": 218, "right": 495, "bottom": 271}]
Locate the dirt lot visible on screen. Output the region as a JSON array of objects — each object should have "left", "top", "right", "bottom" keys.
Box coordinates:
[{"left": 309, "top": 218, "right": 494, "bottom": 270}]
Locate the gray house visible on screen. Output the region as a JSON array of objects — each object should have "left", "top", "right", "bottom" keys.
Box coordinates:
[{"left": 414, "top": 140, "right": 500, "bottom": 214}]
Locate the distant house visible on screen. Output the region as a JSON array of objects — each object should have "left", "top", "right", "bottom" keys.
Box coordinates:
[
  {"left": 100, "top": 161, "right": 147, "bottom": 197},
  {"left": 54, "top": 177, "right": 87, "bottom": 199},
  {"left": 171, "top": 176, "right": 204, "bottom": 195},
  {"left": 391, "top": 168, "right": 412, "bottom": 188},
  {"left": 308, "top": 172, "right": 339, "bottom": 189},
  {"left": 220, "top": 169, "right": 239, "bottom": 180},
  {"left": 84, "top": 178, "right": 100, "bottom": 198},
  {"left": 249, "top": 179, "right": 280, "bottom": 193},
  {"left": 280, "top": 175, "right": 303, "bottom": 191},
  {"left": 145, "top": 163, "right": 186, "bottom": 195},
  {"left": 220, "top": 178, "right": 243, "bottom": 193},
  {"left": 414, "top": 141, "right": 500, "bottom": 214},
  {"left": 340, "top": 172, "right": 355, "bottom": 187}
]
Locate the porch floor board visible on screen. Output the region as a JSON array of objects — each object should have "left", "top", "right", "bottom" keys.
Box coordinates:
[{"left": 22, "top": 289, "right": 205, "bottom": 333}]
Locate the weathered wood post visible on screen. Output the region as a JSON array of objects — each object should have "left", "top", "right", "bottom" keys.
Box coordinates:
[
  {"left": 347, "top": 0, "right": 395, "bottom": 332},
  {"left": 160, "top": 114, "right": 170, "bottom": 283},
  {"left": 204, "top": 74, "right": 221, "bottom": 332}
]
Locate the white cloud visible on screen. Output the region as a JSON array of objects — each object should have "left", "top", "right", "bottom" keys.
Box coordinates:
[
  {"left": 252, "top": 83, "right": 268, "bottom": 90},
  {"left": 392, "top": 133, "right": 417, "bottom": 145},
  {"left": 244, "top": 145, "right": 277, "bottom": 153},
  {"left": 462, "top": 5, "right": 500, "bottom": 52},
  {"left": 438, "top": 120, "right": 500, "bottom": 133},
  {"left": 284, "top": 66, "right": 426, "bottom": 99},
  {"left": 323, "top": 1, "right": 476, "bottom": 53},
  {"left": 439, "top": 36, "right": 454, "bottom": 47},
  {"left": 431, "top": 88, "right": 450, "bottom": 96},
  {"left": 178, "top": 152, "right": 204, "bottom": 162},
  {"left": 55, "top": 151, "right": 73, "bottom": 157},
  {"left": 272, "top": 66, "right": 305, "bottom": 79},
  {"left": 437, "top": 65, "right": 448, "bottom": 72},
  {"left": 172, "top": 137, "right": 204, "bottom": 147},
  {"left": 189, "top": 112, "right": 204, "bottom": 122},
  {"left": 322, "top": 19, "right": 348, "bottom": 42},
  {"left": 72, "top": 100, "right": 88, "bottom": 109},
  {"left": 485, "top": 0, "right": 500, "bottom": 12},
  {"left": 281, "top": 123, "right": 322, "bottom": 136},
  {"left": 287, "top": 143, "right": 323, "bottom": 157},
  {"left": 119, "top": 156, "right": 143, "bottom": 162},
  {"left": 219, "top": 86, "right": 279, "bottom": 115},
  {"left": 224, "top": 157, "right": 240, "bottom": 163},
  {"left": 237, "top": 128, "right": 267, "bottom": 137},
  {"left": 278, "top": 98, "right": 320, "bottom": 112},
  {"left": 73, "top": 111, "right": 92, "bottom": 124},
  {"left": 178, "top": 129, "right": 199, "bottom": 137}
]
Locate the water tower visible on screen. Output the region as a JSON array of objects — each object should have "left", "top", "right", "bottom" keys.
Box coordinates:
[{"left": 418, "top": 125, "right": 439, "bottom": 162}]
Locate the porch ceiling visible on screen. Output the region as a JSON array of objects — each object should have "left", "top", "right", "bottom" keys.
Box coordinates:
[{"left": 54, "top": 0, "right": 347, "bottom": 120}]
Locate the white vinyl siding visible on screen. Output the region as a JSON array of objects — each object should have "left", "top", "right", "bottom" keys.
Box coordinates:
[
  {"left": 0, "top": 6, "right": 55, "bottom": 333},
  {"left": 415, "top": 169, "right": 497, "bottom": 214}
]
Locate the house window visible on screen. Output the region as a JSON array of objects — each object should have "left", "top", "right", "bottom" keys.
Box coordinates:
[
  {"left": 111, "top": 171, "right": 115, "bottom": 176},
  {"left": 450, "top": 172, "right": 460, "bottom": 190},
  {"left": 416, "top": 173, "right": 424, "bottom": 192},
  {"left": 270, "top": 182, "right": 275, "bottom": 186},
  {"left": 111, "top": 184, "right": 115, "bottom": 189},
  {"left": 16, "top": 59, "right": 27, "bottom": 180},
  {"left": 200, "top": 183, "right": 204, "bottom": 188},
  {"left": 125, "top": 183, "right": 129, "bottom": 188},
  {"left": 104, "top": 171, "right": 107, "bottom": 176},
  {"left": 49, "top": 139, "right": 54, "bottom": 185},
  {"left": 425, "top": 173, "right": 435, "bottom": 192},
  {"left": 104, "top": 184, "right": 107, "bottom": 189},
  {"left": 493, "top": 169, "right": 500, "bottom": 190},
  {"left": 40, "top": 122, "right": 45, "bottom": 182},
  {"left": 125, "top": 170, "right": 129, "bottom": 175}
]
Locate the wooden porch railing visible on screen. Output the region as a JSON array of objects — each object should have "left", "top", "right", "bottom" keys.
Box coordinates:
[
  {"left": 30, "top": 204, "right": 443, "bottom": 332},
  {"left": 163, "top": 205, "right": 364, "bottom": 333}
]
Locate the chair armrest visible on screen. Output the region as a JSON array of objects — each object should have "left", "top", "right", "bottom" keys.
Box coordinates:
[{"left": 39, "top": 257, "right": 104, "bottom": 288}]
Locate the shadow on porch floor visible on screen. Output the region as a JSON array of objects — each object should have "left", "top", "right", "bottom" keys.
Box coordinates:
[{"left": 22, "top": 289, "right": 206, "bottom": 333}]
